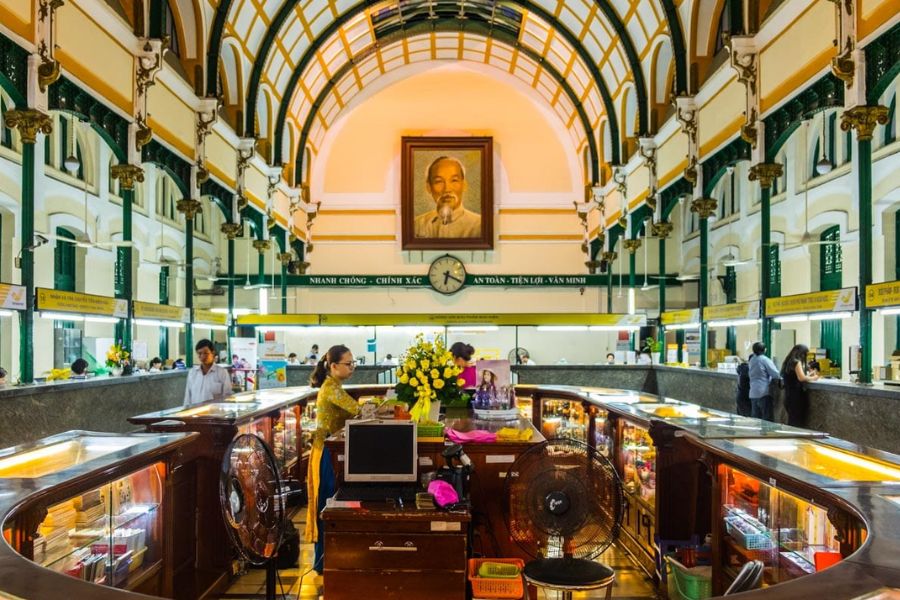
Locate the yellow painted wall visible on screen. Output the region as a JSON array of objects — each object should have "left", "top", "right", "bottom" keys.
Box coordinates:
[
  {"left": 860, "top": 0, "right": 899, "bottom": 39},
  {"left": 321, "top": 65, "right": 576, "bottom": 196},
  {"left": 245, "top": 164, "right": 268, "bottom": 210},
  {"left": 0, "top": 0, "right": 33, "bottom": 42},
  {"left": 656, "top": 131, "right": 687, "bottom": 188},
  {"left": 147, "top": 81, "right": 196, "bottom": 158},
  {"left": 759, "top": 2, "right": 833, "bottom": 113},
  {"left": 698, "top": 77, "right": 742, "bottom": 155},
  {"left": 57, "top": 0, "right": 134, "bottom": 114},
  {"left": 206, "top": 132, "right": 236, "bottom": 188}
]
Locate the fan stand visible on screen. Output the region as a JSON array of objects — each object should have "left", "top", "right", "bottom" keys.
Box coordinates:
[{"left": 522, "top": 548, "right": 615, "bottom": 600}]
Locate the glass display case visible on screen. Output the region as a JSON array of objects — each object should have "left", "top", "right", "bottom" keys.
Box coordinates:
[
  {"left": 540, "top": 398, "right": 588, "bottom": 443},
  {"left": 729, "top": 439, "right": 900, "bottom": 483},
  {"left": 32, "top": 464, "right": 163, "bottom": 589},
  {"left": 620, "top": 420, "right": 656, "bottom": 504},
  {"left": 590, "top": 406, "right": 611, "bottom": 457},
  {"left": 272, "top": 405, "right": 300, "bottom": 470},
  {"left": 720, "top": 465, "right": 842, "bottom": 585},
  {"left": 300, "top": 401, "right": 318, "bottom": 460},
  {"left": 0, "top": 437, "right": 146, "bottom": 479},
  {"left": 515, "top": 395, "right": 533, "bottom": 422}
]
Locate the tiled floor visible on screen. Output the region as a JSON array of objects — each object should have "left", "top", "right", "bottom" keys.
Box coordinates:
[{"left": 223, "top": 511, "right": 660, "bottom": 600}]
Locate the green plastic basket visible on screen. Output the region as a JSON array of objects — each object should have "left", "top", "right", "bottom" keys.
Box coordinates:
[
  {"left": 666, "top": 556, "right": 712, "bottom": 600},
  {"left": 417, "top": 422, "right": 445, "bottom": 438}
]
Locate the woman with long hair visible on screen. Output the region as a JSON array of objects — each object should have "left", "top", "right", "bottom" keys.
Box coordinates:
[
  {"left": 780, "top": 344, "right": 819, "bottom": 427},
  {"left": 450, "top": 341, "right": 476, "bottom": 388},
  {"left": 304, "top": 345, "right": 359, "bottom": 573}
]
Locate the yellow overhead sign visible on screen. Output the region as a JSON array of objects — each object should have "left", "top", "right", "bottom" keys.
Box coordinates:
[
  {"left": 703, "top": 301, "right": 760, "bottom": 322},
  {"left": 194, "top": 309, "right": 228, "bottom": 326},
  {"left": 865, "top": 280, "right": 900, "bottom": 309},
  {"left": 133, "top": 301, "right": 189, "bottom": 322},
  {"left": 0, "top": 283, "right": 26, "bottom": 310},
  {"left": 237, "top": 313, "right": 647, "bottom": 327},
  {"left": 660, "top": 309, "right": 700, "bottom": 325},
  {"left": 765, "top": 287, "right": 857, "bottom": 317},
  {"left": 35, "top": 288, "right": 128, "bottom": 318}
]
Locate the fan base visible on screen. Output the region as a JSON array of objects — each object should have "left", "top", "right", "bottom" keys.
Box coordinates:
[{"left": 523, "top": 557, "right": 615, "bottom": 600}]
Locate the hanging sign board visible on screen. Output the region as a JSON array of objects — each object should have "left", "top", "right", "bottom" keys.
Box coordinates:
[
  {"left": 765, "top": 287, "right": 857, "bottom": 317},
  {"left": 865, "top": 280, "right": 900, "bottom": 309},
  {"left": 703, "top": 301, "right": 761, "bottom": 322},
  {"left": 194, "top": 308, "right": 228, "bottom": 326},
  {"left": 236, "top": 314, "right": 319, "bottom": 326},
  {"left": 320, "top": 313, "right": 648, "bottom": 327},
  {"left": 660, "top": 309, "right": 701, "bottom": 326},
  {"left": 36, "top": 287, "right": 128, "bottom": 318},
  {"left": 133, "top": 301, "right": 190, "bottom": 323},
  {"left": 0, "top": 283, "right": 26, "bottom": 310}
]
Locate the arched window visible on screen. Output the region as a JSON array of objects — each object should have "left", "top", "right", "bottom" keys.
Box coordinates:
[
  {"left": 819, "top": 226, "right": 843, "bottom": 366},
  {"left": 0, "top": 92, "right": 12, "bottom": 150},
  {"left": 772, "top": 150, "right": 787, "bottom": 195},
  {"left": 164, "top": 1, "right": 181, "bottom": 58},
  {"left": 684, "top": 201, "right": 699, "bottom": 236},
  {"left": 717, "top": 168, "right": 740, "bottom": 220},
  {"left": 155, "top": 173, "right": 178, "bottom": 221},
  {"left": 54, "top": 227, "right": 77, "bottom": 292},
  {"left": 767, "top": 244, "right": 781, "bottom": 297}
]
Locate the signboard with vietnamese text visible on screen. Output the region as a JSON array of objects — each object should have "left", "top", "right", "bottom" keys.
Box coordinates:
[
  {"left": 0, "top": 283, "right": 26, "bottom": 310},
  {"left": 237, "top": 313, "right": 648, "bottom": 327},
  {"left": 703, "top": 301, "right": 761, "bottom": 322},
  {"left": 765, "top": 287, "right": 857, "bottom": 317},
  {"left": 660, "top": 309, "right": 701, "bottom": 326},
  {"left": 193, "top": 308, "right": 229, "bottom": 326},
  {"left": 36, "top": 288, "right": 128, "bottom": 318},
  {"left": 133, "top": 301, "right": 190, "bottom": 322},
  {"left": 865, "top": 280, "right": 900, "bottom": 309}
]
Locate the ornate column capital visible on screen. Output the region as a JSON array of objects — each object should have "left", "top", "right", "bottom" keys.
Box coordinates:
[
  {"left": 623, "top": 238, "right": 642, "bottom": 254},
  {"left": 252, "top": 239, "right": 271, "bottom": 254},
  {"left": 651, "top": 220, "right": 674, "bottom": 239},
  {"left": 220, "top": 222, "right": 242, "bottom": 239},
  {"left": 110, "top": 164, "right": 144, "bottom": 190},
  {"left": 278, "top": 252, "right": 293, "bottom": 266},
  {"left": 176, "top": 199, "right": 202, "bottom": 220},
  {"left": 748, "top": 162, "right": 784, "bottom": 189},
  {"left": 601, "top": 251, "right": 617, "bottom": 263},
  {"left": 4, "top": 109, "right": 52, "bottom": 144},
  {"left": 841, "top": 105, "right": 889, "bottom": 141},
  {"left": 585, "top": 260, "right": 602, "bottom": 274},
  {"left": 690, "top": 197, "right": 718, "bottom": 219}
]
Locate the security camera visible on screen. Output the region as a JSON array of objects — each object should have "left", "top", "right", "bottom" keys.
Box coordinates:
[{"left": 34, "top": 233, "right": 49, "bottom": 246}]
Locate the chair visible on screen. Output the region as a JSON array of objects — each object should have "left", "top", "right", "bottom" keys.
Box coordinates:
[{"left": 723, "top": 560, "right": 764, "bottom": 595}]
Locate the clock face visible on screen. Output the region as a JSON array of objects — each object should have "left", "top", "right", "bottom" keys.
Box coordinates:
[{"left": 428, "top": 255, "right": 466, "bottom": 295}]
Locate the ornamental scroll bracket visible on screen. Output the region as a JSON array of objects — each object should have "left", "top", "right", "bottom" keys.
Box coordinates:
[
  {"left": 726, "top": 35, "right": 759, "bottom": 148},
  {"left": 195, "top": 97, "right": 219, "bottom": 185},
  {"left": 827, "top": 0, "right": 856, "bottom": 91},
  {"left": 674, "top": 96, "right": 698, "bottom": 185},
  {"left": 36, "top": 0, "right": 63, "bottom": 94}
]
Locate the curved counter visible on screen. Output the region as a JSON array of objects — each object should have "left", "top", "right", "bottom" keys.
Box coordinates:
[{"left": 0, "top": 385, "right": 897, "bottom": 598}]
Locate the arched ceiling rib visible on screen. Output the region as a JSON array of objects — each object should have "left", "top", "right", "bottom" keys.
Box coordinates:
[{"left": 291, "top": 29, "right": 602, "bottom": 181}]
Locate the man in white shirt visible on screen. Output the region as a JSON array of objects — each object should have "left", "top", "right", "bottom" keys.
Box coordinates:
[{"left": 184, "top": 339, "right": 232, "bottom": 406}]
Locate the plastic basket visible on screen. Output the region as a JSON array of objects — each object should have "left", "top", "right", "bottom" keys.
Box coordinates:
[
  {"left": 665, "top": 556, "right": 712, "bottom": 600},
  {"left": 417, "top": 422, "right": 445, "bottom": 438},
  {"left": 725, "top": 517, "right": 775, "bottom": 551},
  {"left": 468, "top": 558, "right": 524, "bottom": 599}
]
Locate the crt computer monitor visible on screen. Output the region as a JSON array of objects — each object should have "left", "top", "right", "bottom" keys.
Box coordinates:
[{"left": 343, "top": 420, "right": 418, "bottom": 483}]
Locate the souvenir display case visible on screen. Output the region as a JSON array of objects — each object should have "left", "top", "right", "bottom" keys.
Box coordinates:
[
  {"left": 720, "top": 465, "right": 842, "bottom": 585},
  {"left": 621, "top": 420, "right": 656, "bottom": 504},
  {"left": 0, "top": 431, "right": 197, "bottom": 600},
  {"left": 540, "top": 397, "right": 589, "bottom": 443},
  {"left": 615, "top": 417, "right": 658, "bottom": 577}
]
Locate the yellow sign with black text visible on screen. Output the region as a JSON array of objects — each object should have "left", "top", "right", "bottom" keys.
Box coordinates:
[
  {"left": 703, "top": 301, "right": 761, "bottom": 322},
  {"left": 35, "top": 288, "right": 128, "bottom": 318},
  {"left": 660, "top": 309, "right": 700, "bottom": 326},
  {"left": 865, "top": 280, "right": 900, "bottom": 309},
  {"left": 133, "top": 301, "right": 190, "bottom": 322},
  {"left": 237, "top": 313, "right": 647, "bottom": 327},
  {"left": 765, "top": 287, "right": 857, "bottom": 317},
  {"left": 193, "top": 309, "right": 228, "bottom": 326}
]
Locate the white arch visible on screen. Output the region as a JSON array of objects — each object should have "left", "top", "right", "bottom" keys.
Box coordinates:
[
  {"left": 219, "top": 37, "right": 243, "bottom": 106},
  {"left": 652, "top": 38, "right": 673, "bottom": 105}
]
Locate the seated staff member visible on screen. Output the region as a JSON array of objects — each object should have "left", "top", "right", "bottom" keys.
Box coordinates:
[
  {"left": 304, "top": 345, "right": 360, "bottom": 574},
  {"left": 183, "top": 339, "right": 232, "bottom": 406},
  {"left": 450, "top": 342, "right": 476, "bottom": 388},
  {"left": 70, "top": 358, "right": 89, "bottom": 379}
]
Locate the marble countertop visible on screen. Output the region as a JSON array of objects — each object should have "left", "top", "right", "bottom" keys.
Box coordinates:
[{"left": 0, "top": 369, "right": 187, "bottom": 400}]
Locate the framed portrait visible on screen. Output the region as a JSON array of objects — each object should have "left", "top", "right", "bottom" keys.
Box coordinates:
[{"left": 401, "top": 136, "right": 493, "bottom": 250}]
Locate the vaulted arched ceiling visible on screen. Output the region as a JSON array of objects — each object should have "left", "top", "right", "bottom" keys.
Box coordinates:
[{"left": 203, "top": 0, "right": 687, "bottom": 177}]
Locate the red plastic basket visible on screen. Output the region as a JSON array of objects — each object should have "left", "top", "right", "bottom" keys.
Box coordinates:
[{"left": 467, "top": 558, "right": 525, "bottom": 599}]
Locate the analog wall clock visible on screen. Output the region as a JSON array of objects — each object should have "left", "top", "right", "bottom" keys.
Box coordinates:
[{"left": 428, "top": 255, "right": 466, "bottom": 295}]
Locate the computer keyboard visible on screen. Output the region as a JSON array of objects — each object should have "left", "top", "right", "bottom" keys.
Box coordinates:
[{"left": 334, "top": 483, "right": 419, "bottom": 502}]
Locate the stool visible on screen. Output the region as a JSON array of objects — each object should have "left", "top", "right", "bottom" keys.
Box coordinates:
[{"left": 523, "top": 557, "right": 615, "bottom": 600}]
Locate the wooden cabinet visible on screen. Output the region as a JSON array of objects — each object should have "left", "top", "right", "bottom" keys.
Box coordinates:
[{"left": 322, "top": 505, "right": 469, "bottom": 600}]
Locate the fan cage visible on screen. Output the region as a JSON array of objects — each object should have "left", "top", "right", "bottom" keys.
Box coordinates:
[{"left": 503, "top": 437, "right": 624, "bottom": 561}]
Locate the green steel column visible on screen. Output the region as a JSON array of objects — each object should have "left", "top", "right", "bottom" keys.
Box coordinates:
[
  {"left": 625, "top": 240, "right": 639, "bottom": 351},
  {"left": 228, "top": 237, "right": 235, "bottom": 340},
  {"left": 607, "top": 265, "right": 613, "bottom": 313},
  {"left": 658, "top": 237, "right": 667, "bottom": 364},
  {"left": 184, "top": 217, "right": 194, "bottom": 366},
  {"left": 6, "top": 111, "right": 51, "bottom": 383},
  {"left": 20, "top": 142, "right": 36, "bottom": 383},
  {"left": 761, "top": 186, "right": 772, "bottom": 352},
  {"left": 257, "top": 248, "right": 265, "bottom": 285},
  {"left": 843, "top": 106, "right": 888, "bottom": 384},
  {"left": 281, "top": 261, "right": 288, "bottom": 314},
  {"left": 699, "top": 216, "right": 709, "bottom": 367},
  {"left": 120, "top": 188, "right": 133, "bottom": 348}
]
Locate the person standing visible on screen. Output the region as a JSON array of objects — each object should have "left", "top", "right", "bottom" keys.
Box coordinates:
[
  {"left": 306, "top": 344, "right": 320, "bottom": 365},
  {"left": 450, "top": 342, "right": 476, "bottom": 387},
  {"left": 735, "top": 356, "right": 751, "bottom": 417},
  {"left": 781, "top": 344, "right": 819, "bottom": 427},
  {"left": 748, "top": 342, "right": 781, "bottom": 421},
  {"left": 304, "top": 345, "right": 360, "bottom": 574},
  {"left": 183, "top": 339, "right": 232, "bottom": 406}
]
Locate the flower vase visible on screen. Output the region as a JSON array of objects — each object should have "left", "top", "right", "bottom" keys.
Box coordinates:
[{"left": 111, "top": 366, "right": 123, "bottom": 377}]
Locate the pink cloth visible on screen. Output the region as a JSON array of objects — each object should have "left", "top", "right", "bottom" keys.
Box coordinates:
[
  {"left": 445, "top": 428, "right": 496, "bottom": 444},
  {"left": 460, "top": 365, "right": 477, "bottom": 388},
  {"left": 428, "top": 480, "right": 459, "bottom": 507}
]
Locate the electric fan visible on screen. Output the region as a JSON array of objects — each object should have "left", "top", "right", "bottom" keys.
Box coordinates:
[
  {"left": 508, "top": 347, "right": 531, "bottom": 365},
  {"left": 503, "top": 437, "right": 623, "bottom": 599},
  {"left": 219, "top": 434, "right": 286, "bottom": 600}
]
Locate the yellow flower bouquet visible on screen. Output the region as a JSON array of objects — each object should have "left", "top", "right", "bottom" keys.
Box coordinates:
[
  {"left": 395, "top": 334, "right": 467, "bottom": 422},
  {"left": 106, "top": 343, "right": 130, "bottom": 368}
]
